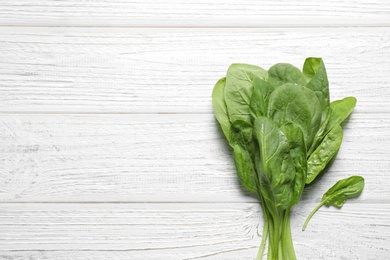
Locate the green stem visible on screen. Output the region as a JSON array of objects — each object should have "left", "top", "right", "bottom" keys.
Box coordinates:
[
  {"left": 278, "top": 240, "right": 283, "bottom": 260},
  {"left": 256, "top": 193, "right": 270, "bottom": 260},
  {"left": 283, "top": 209, "right": 296, "bottom": 260},
  {"left": 256, "top": 216, "right": 268, "bottom": 260},
  {"left": 281, "top": 210, "right": 288, "bottom": 260},
  {"left": 280, "top": 211, "right": 288, "bottom": 260},
  {"left": 268, "top": 212, "right": 282, "bottom": 260},
  {"left": 267, "top": 216, "right": 274, "bottom": 260},
  {"left": 302, "top": 201, "right": 325, "bottom": 231}
]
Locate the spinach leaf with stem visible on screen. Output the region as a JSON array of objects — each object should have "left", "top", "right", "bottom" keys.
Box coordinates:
[{"left": 302, "top": 176, "right": 365, "bottom": 231}]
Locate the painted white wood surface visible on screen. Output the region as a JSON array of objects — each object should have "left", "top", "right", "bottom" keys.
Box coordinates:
[
  {"left": 0, "top": 203, "right": 388, "bottom": 259},
  {"left": 0, "top": 0, "right": 389, "bottom": 27},
  {"left": 0, "top": 28, "right": 389, "bottom": 113},
  {"left": 0, "top": 113, "right": 388, "bottom": 203},
  {"left": 0, "top": 1, "right": 389, "bottom": 259}
]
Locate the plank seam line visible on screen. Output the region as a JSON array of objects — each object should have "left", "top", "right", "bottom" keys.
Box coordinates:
[
  {"left": 0, "top": 201, "right": 386, "bottom": 204},
  {"left": 0, "top": 25, "right": 390, "bottom": 29},
  {"left": 0, "top": 111, "right": 386, "bottom": 115}
]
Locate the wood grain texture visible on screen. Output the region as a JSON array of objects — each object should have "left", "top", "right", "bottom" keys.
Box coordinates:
[
  {"left": 0, "top": 203, "right": 389, "bottom": 259},
  {"left": 0, "top": 113, "right": 387, "bottom": 203},
  {"left": 0, "top": 0, "right": 389, "bottom": 27},
  {"left": 1, "top": 2, "right": 389, "bottom": 259},
  {"left": 0, "top": 27, "right": 389, "bottom": 113}
]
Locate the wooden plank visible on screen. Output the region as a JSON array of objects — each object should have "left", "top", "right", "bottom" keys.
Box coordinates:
[
  {"left": 0, "top": 202, "right": 389, "bottom": 259},
  {"left": 0, "top": 113, "right": 387, "bottom": 203},
  {"left": 0, "top": 0, "right": 389, "bottom": 27},
  {"left": 0, "top": 27, "right": 389, "bottom": 113}
]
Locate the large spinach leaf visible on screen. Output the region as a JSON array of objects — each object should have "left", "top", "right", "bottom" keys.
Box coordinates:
[
  {"left": 268, "top": 84, "right": 322, "bottom": 149},
  {"left": 224, "top": 64, "right": 267, "bottom": 124},
  {"left": 267, "top": 63, "right": 307, "bottom": 88},
  {"left": 254, "top": 116, "right": 295, "bottom": 216}
]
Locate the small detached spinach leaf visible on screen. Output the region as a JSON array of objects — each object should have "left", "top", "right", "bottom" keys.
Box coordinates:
[{"left": 302, "top": 176, "right": 364, "bottom": 231}]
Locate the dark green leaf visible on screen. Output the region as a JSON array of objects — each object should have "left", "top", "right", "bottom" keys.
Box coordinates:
[
  {"left": 230, "top": 120, "right": 253, "bottom": 147},
  {"left": 280, "top": 122, "right": 307, "bottom": 206},
  {"left": 232, "top": 144, "right": 258, "bottom": 193},
  {"left": 306, "top": 124, "right": 343, "bottom": 184},
  {"left": 254, "top": 116, "right": 295, "bottom": 215},
  {"left": 268, "top": 84, "right": 322, "bottom": 149},
  {"left": 230, "top": 121, "right": 258, "bottom": 193},
  {"left": 307, "top": 108, "right": 330, "bottom": 157}
]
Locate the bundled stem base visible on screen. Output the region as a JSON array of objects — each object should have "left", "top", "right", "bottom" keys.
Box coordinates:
[{"left": 256, "top": 209, "right": 297, "bottom": 260}]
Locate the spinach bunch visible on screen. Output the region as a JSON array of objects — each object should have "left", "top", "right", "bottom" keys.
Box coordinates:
[{"left": 212, "top": 58, "right": 362, "bottom": 259}]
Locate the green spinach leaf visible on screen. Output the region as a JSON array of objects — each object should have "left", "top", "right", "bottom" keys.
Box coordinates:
[
  {"left": 249, "top": 77, "right": 274, "bottom": 118},
  {"left": 280, "top": 122, "right": 307, "bottom": 206},
  {"left": 302, "top": 176, "right": 364, "bottom": 230},
  {"left": 212, "top": 77, "right": 232, "bottom": 143},
  {"left": 230, "top": 121, "right": 258, "bottom": 193},
  {"left": 303, "top": 57, "right": 330, "bottom": 120},
  {"left": 306, "top": 124, "right": 343, "bottom": 184},
  {"left": 254, "top": 116, "right": 295, "bottom": 216},
  {"left": 267, "top": 63, "right": 307, "bottom": 88},
  {"left": 224, "top": 64, "right": 267, "bottom": 124},
  {"left": 325, "top": 96, "right": 357, "bottom": 133},
  {"left": 268, "top": 84, "right": 322, "bottom": 149}
]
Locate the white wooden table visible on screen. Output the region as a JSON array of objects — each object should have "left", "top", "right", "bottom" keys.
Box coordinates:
[{"left": 0, "top": 1, "right": 389, "bottom": 259}]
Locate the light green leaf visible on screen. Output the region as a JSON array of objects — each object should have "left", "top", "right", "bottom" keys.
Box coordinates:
[
  {"left": 325, "top": 96, "right": 357, "bottom": 133},
  {"left": 212, "top": 77, "right": 231, "bottom": 143},
  {"left": 249, "top": 77, "right": 275, "bottom": 118},
  {"left": 224, "top": 64, "right": 267, "bottom": 124},
  {"left": 303, "top": 57, "right": 330, "bottom": 120},
  {"left": 302, "top": 176, "right": 364, "bottom": 230},
  {"left": 267, "top": 63, "right": 307, "bottom": 88},
  {"left": 322, "top": 175, "right": 365, "bottom": 207}
]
